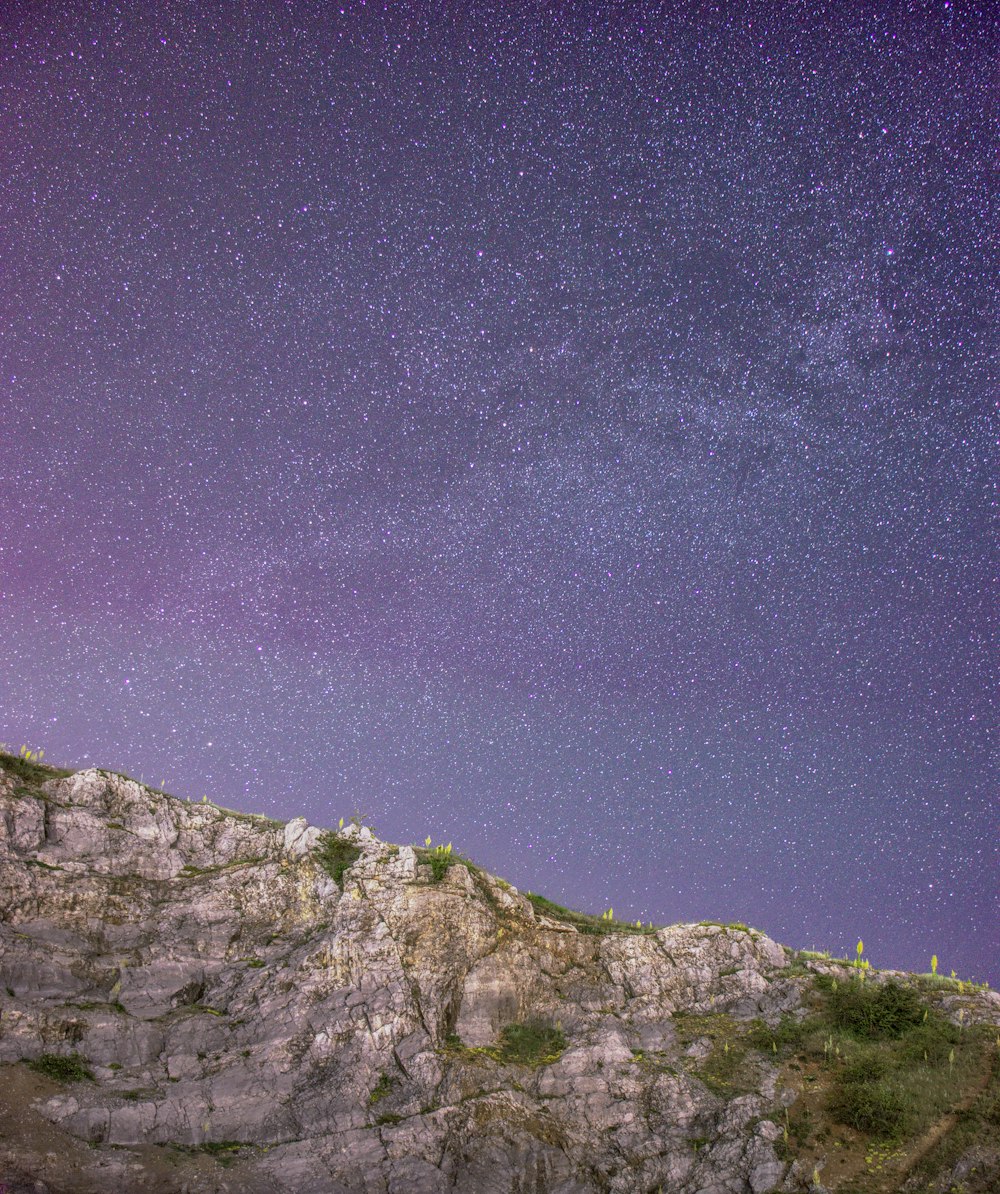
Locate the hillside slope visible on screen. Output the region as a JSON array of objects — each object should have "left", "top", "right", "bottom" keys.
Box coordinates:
[{"left": 1, "top": 752, "right": 997, "bottom": 1193}]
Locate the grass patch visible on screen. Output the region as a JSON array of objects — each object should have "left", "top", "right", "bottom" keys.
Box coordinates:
[
  {"left": 746, "top": 1013, "right": 809, "bottom": 1055},
  {"left": 697, "top": 920, "right": 759, "bottom": 936},
  {"left": 315, "top": 832, "right": 362, "bottom": 889},
  {"left": 422, "top": 847, "right": 454, "bottom": 881},
  {"left": 27, "top": 1053, "right": 94, "bottom": 1083},
  {"left": 368, "top": 1072, "right": 395, "bottom": 1106},
  {"left": 0, "top": 750, "right": 74, "bottom": 789},
  {"left": 496, "top": 1019, "right": 567, "bottom": 1066},
  {"left": 524, "top": 891, "right": 657, "bottom": 936},
  {"left": 781, "top": 978, "right": 996, "bottom": 1151},
  {"left": 67, "top": 1000, "right": 127, "bottom": 1015},
  {"left": 178, "top": 857, "right": 265, "bottom": 877},
  {"left": 168, "top": 1140, "right": 250, "bottom": 1168},
  {"left": 672, "top": 1012, "right": 758, "bottom": 1096},
  {"left": 444, "top": 1021, "right": 567, "bottom": 1067}
]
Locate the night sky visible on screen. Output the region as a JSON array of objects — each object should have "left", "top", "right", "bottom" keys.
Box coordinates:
[{"left": 2, "top": 2, "right": 996, "bottom": 984}]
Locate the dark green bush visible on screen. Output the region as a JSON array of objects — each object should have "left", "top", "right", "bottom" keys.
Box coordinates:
[
  {"left": 896, "top": 1017, "right": 960, "bottom": 1065},
  {"left": 840, "top": 1049, "right": 889, "bottom": 1085},
  {"left": 828, "top": 980, "right": 926, "bottom": 1040},
  {"left": 746, "top": 1015, "right": 807, "bottom": 1053},
  {"left": 828, "top": 1079, "right": 910, "bottom": 1137}
]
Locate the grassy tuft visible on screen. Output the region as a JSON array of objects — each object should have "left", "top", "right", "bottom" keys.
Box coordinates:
[
  {"left": 315, "top": 832, "right": 362, "bottom": 890},
  {"left": 497, "top": 1019, "right": 567, "bottom": 1066},
  {"left": 368, "top": 1072, "right": 395, "bottom": 1106},
  {"left": 525, "top": 891, "right": 657, "bottom": 935},
  {"left": 27, "top": 1052, "right": 94, "bottom": 1082}
]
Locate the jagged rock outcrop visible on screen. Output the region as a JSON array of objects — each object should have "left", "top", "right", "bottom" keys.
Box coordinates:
[{"left": 1, "top": 761, "right": 997, "bottom": 1194}]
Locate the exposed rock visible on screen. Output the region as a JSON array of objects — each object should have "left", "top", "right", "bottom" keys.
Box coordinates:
[{"left": 0, "top": 761, "right": 996, "bottom": 1193}]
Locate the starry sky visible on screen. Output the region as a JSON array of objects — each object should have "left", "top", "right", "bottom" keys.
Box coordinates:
[{"left": 1, "top": 2, "right": 996, "bottom": 983}]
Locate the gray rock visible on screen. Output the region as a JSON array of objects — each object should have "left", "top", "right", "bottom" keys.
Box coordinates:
[{"left": 2, "top": 765, "right": 996, "bottom": 1192}]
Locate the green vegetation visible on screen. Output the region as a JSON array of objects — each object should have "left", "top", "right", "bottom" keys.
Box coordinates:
[
  {"left": 443, "top": 1019, "right": 567, "bottom": 1067},
  {"left": 179, "top": 857, "right": 265, "bottom": 877},
  {"left": 826, "top": 1046, "right": 910, "bottom": 1137},
  {"left": 166, "top": 1140, "right": 251, "bottom": 1168},
  {"left": 825, "top": 976, "right": 925, "bottom": 1040},
  {"left": 672, "top": 1012, "right": 760, "bottom": 1096},
  {"left": 315, "top": 832, "right": 362, "bottom": 889},
  {"left": 27, "top": 1052, "right": 94, "bottom": 1082},
  {"left": 674, "top": 976, "right": 995, "bottom": 1168},
  {"left": 904, "top": 1051, "right": 1000, "bottom": 1189},
  {"left": 525, "top": 891, "right": 658, "bottom": 936},
  {"left": 368, "top": 1073, "right": 395, "bottom": 1106},
  {"left": 752, "top": 977, "right": 994, "bottom": 1155},
  {"left": 424, "top": 842, "right": 454, "bottom": 881},
  {"left": 496, "top": 1019, "right": 567, "bottom": 1066},
  {"left": 697, "top": 920, "right": 758, "bottom": 935},
  {"left": 0, "top": 747, "right": 73, "bottom": 792},
  {"left": 746, "top": 1013, "right": 809, "bottom": 1055},
  {"left": 414, "top": 840, "right": 472, "bottom": 882}
]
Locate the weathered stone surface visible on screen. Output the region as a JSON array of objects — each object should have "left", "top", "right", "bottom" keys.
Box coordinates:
[{"left": 0, "top": 765, "right": 995, "bottom": 1192}]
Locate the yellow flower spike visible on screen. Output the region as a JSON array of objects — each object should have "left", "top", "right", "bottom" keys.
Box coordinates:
[
  {"left": 424, "top": 836, "right": 431, "bottom": 847},
  {"left": 931, "top": 954, "right": 938, "bottom": 976}
]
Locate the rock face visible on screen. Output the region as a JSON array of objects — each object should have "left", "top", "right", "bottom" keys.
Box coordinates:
[{"left": 0, "top": 762, "right": 996, "bottom": 1194}]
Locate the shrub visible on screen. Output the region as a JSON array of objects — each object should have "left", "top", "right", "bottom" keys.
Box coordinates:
[
  {"left": 316, "top": 832, "right": 362, "bottom": 890},
  {"left": 828, "top": 1078, "right": 909, "bottom": 1137},
  {"left": 746, "top": 1015, "right": 807, "bottom": 1053},
  {"left": 840, "top": 1048, "right": 889, "bottom": 1085},
  {"left": 828, "top": 980, "right": 925, "bottom": 1040},
  {"left": 896, "top": 1017, "right": 960, "bottom": 1065}
]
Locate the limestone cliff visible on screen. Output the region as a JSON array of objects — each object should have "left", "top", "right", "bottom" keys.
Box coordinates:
[{"left": 1, "top": 753, "right": 997, "bottom": 1194}]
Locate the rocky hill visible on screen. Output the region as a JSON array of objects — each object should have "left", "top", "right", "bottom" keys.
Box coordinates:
[{"left": 0, "top": 751, "right": 997, "bottom": 1194}]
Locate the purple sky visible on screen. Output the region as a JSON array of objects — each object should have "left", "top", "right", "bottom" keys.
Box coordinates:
[{"left": 1, "top": 1, "right": 996, "bottom": 983}]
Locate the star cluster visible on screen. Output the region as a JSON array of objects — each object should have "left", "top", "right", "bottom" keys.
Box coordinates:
[{"left": 1, "top": 2, "right": 995, "bottom": 982}]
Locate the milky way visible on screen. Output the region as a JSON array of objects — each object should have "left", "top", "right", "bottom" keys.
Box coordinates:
[{"left": 1, "top": 2, "right": 996, "bottom": 982}]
